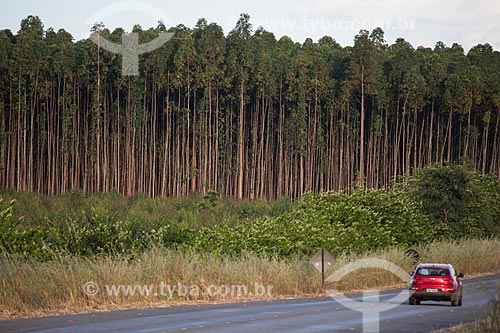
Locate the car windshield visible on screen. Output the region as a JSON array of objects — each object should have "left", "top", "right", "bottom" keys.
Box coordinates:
[{"left": 416, "top": 267, "right": 450, "bottom": 276}]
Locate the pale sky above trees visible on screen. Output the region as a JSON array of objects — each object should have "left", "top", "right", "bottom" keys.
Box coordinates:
[{"left": 1, "top": 0, "right": 499, "bottom": 50}]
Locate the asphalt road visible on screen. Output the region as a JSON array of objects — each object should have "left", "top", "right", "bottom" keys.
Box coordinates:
[{"left": 1, "top": 274, "right": 497, "bottom": 333}]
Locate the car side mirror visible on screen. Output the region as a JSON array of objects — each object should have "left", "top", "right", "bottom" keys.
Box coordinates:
[
  {"left": 457, "top": 273, "right": 464, "bottom": 278},
  {"left": 409, "top": 271, "right": 414, "bottom": 276}
]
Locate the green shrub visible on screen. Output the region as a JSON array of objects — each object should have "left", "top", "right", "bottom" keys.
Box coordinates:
[
  {"left": 0, "top": 199, "right": 50, "bottom": 258},
  {"left": 401, "top": 162, "right": 500, "bottom": 238},
  {"left": 3, "top": 164, "right": 499, "bottom": 259},
  {"left": 193, "top": 189, "right": 431, "bottom": 256},
  {"left": 472, "top": 173, "right": 500, "bottom": 236},
  {"left": 59, "top": 208, "right": 132, "bottom": 256}
]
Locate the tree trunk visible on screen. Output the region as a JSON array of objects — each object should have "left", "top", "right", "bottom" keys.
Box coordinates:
[
  {"left": 358, "top": 65, "right": 365, "bottom": 188},
  {"left": 237, "top": 80, "right": 244, "bottom": 199}
]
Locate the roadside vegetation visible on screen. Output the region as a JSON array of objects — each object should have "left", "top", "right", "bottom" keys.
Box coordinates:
[
  {"left": 474, "top": 291, "right": 500, "bottom": 333},
  {"left": 1, "top": 239, "right": 499, "bottom": 318},
  {"left": 1, "top": 163, "right": 500, "bottom": 316},
  {"left": 2, "top": 162, "right": 500, "bottom": 259}
]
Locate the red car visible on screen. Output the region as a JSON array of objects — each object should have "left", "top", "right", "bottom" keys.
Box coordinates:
[{"left": 409, "top": 263, "right": 464, "bottom": 306}]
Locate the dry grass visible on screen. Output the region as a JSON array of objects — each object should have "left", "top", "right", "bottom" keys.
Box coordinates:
[
  {"left": 328, "top": 238, "right": 500, "bottom": 291},
  {"left": 433, "top": 322, "right": 481, "bottom": 333},
  {"left": 0, "top": 249, "right": 320, "bottom": 318},
  {"left": 1, "top": 238, "right": 499, "bottom": 319},
  {"left": 432, "top": 316, "right": 500, "bottom": 333}
]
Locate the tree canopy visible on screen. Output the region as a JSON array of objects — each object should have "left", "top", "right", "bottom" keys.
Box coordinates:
[{"left": 1, "top": 14, "right": 500, "bottom": 199}]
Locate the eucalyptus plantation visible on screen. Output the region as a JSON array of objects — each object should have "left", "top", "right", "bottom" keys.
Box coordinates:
[{"left": 1, "top": 14, "right": 499, "bottom": 199}]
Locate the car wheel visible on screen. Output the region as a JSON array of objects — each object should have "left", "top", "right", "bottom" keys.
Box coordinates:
[
  {"left": 409, "top": 297, "right": 420, "bottom": 305},
  {"left": 458, "top": 296, "right": 463, "bottom": 306},
  {"left": 451, "top": 295, "right": 460, "bottom": 306}
]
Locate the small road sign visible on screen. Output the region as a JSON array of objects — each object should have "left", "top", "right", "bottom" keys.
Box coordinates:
[{"left": 310, "top": 247, "right": 336, "bottom": 289}]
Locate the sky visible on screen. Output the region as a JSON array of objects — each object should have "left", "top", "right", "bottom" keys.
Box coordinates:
[{"left": 1, "top": 0, "right": 500, "bottom": 51}]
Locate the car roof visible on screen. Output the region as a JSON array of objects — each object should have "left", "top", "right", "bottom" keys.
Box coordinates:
[{"left": 417, "top": 263, "right": 452, "bottom": 268}]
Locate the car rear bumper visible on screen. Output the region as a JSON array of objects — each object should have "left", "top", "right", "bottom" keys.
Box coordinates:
[{"left": 410, "top": 290, "right": 457, "bottom": 301}]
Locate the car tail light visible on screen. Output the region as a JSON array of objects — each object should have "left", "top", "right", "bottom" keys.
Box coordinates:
[{"left": 410, "top": 275, "right": 423, "bottom": 290}]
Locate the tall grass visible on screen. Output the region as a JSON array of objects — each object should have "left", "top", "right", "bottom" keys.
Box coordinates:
[
  {"left": 0, "top": 248, "right": 318, "bottom": 317},
  {"left": 477, "top": 293, "right": 500, "bottom": 333},
  {"left": 1, "top": 238, "right": 499, "bottom": 318},
  {"left": 329, "top": 238, "right": 500, "bottom": 291}
]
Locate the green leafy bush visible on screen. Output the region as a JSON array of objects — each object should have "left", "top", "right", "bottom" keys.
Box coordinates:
[
  {"left": 401, "top": 162, "right": 500, "bottom": 238},
  {"left": 472, "top": 173, "right": 500, "bottom": 236},
  {"left": 58, "top": 208, "right": 132, "bottom": 256},
  {"left": 3, "top": 165, "right": 499, "bottom": 259},
  {"left": 0, "top": 199, "right": 50, "bottom": 258},
  {"left": 193, "top": 189, "right": 431, "bottom": 256}
]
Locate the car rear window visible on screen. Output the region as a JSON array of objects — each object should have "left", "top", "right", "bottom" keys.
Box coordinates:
[{"left": 416, "top": 267, "right": 450, "bottom": 276}]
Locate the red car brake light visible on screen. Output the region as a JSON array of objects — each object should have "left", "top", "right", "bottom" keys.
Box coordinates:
[{"left": 411, "top": 274, "right": 423, "bottom": 286}]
